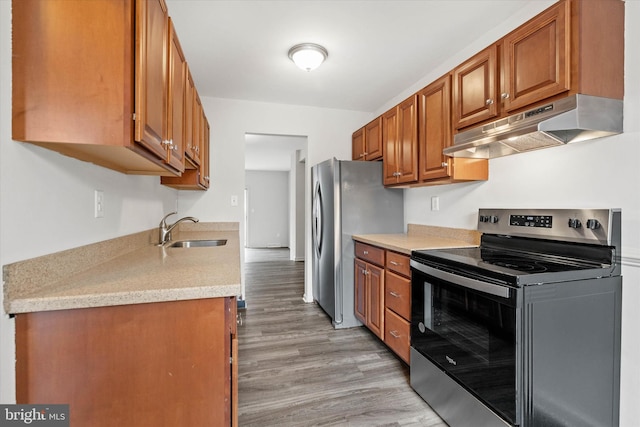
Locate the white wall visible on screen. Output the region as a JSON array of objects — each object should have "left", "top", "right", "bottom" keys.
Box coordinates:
[
  {"left": 245, "top": 170, "right": 289, "bottom": 248},
  {"left": 290, "top": 151, "right": 306, "bottom": 261}
]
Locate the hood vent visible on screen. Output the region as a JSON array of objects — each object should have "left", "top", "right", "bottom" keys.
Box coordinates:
[{"left": 444, "top": 95, "right": 623, "bottom": 159}]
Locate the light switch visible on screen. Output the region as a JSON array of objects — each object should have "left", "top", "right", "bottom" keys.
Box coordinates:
[{"left": 231, "top": 195, "right": 238, "bottom": 206}]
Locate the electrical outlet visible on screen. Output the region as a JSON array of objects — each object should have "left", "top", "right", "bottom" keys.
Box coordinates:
[
  {"left": 94, "top": 190, "right": 105, "bottom": 218},
  {"left": 431, "top": 196, "right": 439, "bottom": 211}
]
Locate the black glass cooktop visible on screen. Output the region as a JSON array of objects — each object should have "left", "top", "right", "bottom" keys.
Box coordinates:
[{"left": 411, "top": 235, "right": 615, "bottom": 287}]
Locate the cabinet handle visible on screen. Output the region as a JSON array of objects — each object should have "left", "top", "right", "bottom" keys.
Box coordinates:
[
  {"left": 205, "top": 176, "right": 210, "bottom": 182},
  {"left": 359, "top": 153, "right": 365, "bottom": 158},
  {"left": 390, "top": 261, "right": 400, "bottom": 266},
  {"left": 441, "top": 162, "right": 448, "bottom": 167},
  {"left": 389, "top": 330, "right": 401, "bottom": 339},
  {"left": 162, "top": 140, "right": 174, "bottom": 149},
  {"left": 485, "top": 99, "right": 494, "bottom": 106},
  {"left": 501, "top": 92, "right": 510, "bottom": 99},
  {"left": 236, "top": 313, "right": 243, "bottom": 326},
  {"left": 389, "top": 291, "right": 400, "bottom": 298},
  {"left": 363, "top": 250, "right": 369, "bottom": 255}
]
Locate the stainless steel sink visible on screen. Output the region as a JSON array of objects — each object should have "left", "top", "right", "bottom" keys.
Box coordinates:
[{"left": 167, "top": 239, "right": 227, "bottom": 248}]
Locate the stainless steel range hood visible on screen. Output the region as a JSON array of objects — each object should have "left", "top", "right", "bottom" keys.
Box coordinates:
[{"left": 443, "top": 94, "right": 623, "bottom": 159}]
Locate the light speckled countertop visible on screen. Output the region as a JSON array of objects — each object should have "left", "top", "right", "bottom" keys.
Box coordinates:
[
  {"left": 353, "top": 224, "right": 480, "bottom": 255},
  {"left": 3, "top": 222, "right": 241, "bottom": 314}
]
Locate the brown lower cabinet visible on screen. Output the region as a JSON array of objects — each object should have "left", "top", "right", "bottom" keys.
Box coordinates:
[
  {"left": 355, "top": 241, "right": 411, "bottom": 363},
  {"left": 16, "top": 297, "right": 237, "bottom": 427}
]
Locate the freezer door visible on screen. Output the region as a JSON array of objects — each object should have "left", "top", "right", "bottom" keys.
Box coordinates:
[{"left": 312, "top": 160, "right": 336, "bottom": 321}]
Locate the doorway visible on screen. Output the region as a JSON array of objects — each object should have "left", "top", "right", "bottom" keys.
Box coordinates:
[{"left": 244, "top": 133, "right": 307, "bottom": 261}]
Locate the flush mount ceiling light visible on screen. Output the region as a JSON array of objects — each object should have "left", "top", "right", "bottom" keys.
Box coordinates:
[{"left": 288, "top": 43, "right": 328, "bottom": 72}]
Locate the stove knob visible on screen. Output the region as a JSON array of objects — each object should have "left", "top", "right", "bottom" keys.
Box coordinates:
[
  {"left": 489, "top": 215, "right": 499, "bottom": 224},
  {"left": 479, "top": 215, "right": 488, "bottom": 223},
  {"left": 568, "top": 218, "right": 582, "bottom": 229},
  {"left": 586, "top": 219, "right": 601, "bottom": 230}
]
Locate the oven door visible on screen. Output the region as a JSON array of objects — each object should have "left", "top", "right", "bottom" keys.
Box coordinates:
[{"left": 411, "top": 260, "right": 519, "bottom": 425}]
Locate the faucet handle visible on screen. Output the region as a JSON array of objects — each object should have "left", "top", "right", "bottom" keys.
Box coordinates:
[{"left": 160, "top": 211, "right": 177, "bottom": 226}]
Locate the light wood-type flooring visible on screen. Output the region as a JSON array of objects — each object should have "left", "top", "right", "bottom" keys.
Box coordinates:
[{"left": 238, "top": 248, "right": 447, "bottom": 426}]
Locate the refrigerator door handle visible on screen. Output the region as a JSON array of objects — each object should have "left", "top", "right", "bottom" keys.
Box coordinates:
[{"left": 312, "top": 180, "right": 323, "bottom": 258}]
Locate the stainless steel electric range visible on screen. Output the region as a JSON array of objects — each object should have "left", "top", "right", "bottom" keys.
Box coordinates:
[{"left": 410, "top": 209, "right": 622, "bottom": 427}]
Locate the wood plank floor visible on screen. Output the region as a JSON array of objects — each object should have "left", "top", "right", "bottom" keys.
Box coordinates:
[{"left": 238, "top": 249, "right": 447, "bottom": 426}]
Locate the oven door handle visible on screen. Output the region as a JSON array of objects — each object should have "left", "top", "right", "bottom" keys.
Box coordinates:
[{"left": 410, "top": 260, "right": 511, "bottom": 298}]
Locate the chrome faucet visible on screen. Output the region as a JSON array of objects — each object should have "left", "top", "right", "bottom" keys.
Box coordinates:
[{"left": 159, "top": 212, "right": 199, "bottom": 245}]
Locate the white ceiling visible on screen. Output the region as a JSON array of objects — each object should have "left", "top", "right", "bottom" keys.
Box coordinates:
[{"left": 164, "top": 0, "right": 547, "bottom": 170}]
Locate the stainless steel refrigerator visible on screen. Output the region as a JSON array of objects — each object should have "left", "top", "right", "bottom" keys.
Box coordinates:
[{"left": 311, "top": 158, "right": 404, "bottom": 329}]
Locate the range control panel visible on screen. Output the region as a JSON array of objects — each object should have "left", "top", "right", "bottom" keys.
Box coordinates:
[
  {"left": 477, "top": 209, "right": 620, "bottom": 246},
  {"left": 509, "top": 214, "right": 552, "bottom": 228}
]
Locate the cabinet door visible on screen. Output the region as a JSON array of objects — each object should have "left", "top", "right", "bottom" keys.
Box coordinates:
[
  {"left": 352, "top": 127, "right": 365, "bottom": 161},
  {"left": 367, "top": 263, "right": 385, "bottom": 339},
  {"left": 200, "top": 116, "right": 210, "bottom": 189},
  {"left": 184, "top": 69, "right": 198, "bottom": 165},
  {"left": 354, "top": 258, "right": 367, "bottom": 324},
  {"left": 419, "top": 75, "right": 452, "bottom": 181},
  {"left": 382, "top": 106, "right": 400, "bottom": 185},
  {"left": 166, "top": 19, "right": 185, "bottom": 172},
  {"left": 396, "top": 95, "right": 418, "bottom": 184},
  {"left": 502, "top": 0, "right": 570, "bottom": 112},
  {"left": 16, "top": 298, "right": 230, "bottom": 426},
  {"left": 135, "top": 0, "right": 169, "bottom": 159},
  {"left": 364, "top": 117, "right": 383, "bottom": 161},
  {"left": 12, "top": 0, "right": 134, "bottom": 148},
  {"left": 453, "top": 45, "right": 498, "bottom": 129}
]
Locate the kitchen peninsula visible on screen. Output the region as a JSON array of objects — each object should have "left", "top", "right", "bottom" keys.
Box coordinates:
[{"left": 3, "top": 222, "right": 241, "bottom": 427}]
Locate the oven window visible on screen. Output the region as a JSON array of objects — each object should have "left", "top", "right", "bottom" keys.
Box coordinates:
[{"left": 412, "top": 271, "right": 517, "bottom": 424}]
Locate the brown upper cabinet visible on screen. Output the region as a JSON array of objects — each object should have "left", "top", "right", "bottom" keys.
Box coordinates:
[
  {"left": 452, "top": 46, "right": 499, "bottom": 130},
  {"left": 161, "top": 91, "right": 210, "bottom": 190},
  {"left": 165, "top": 18, "right": 187, "bottom": 172},
  {"left": 419, "top": 75, "right": 489, "bottom": 184},
  {"left": 453, "top": 0, "right": 624, "bottom": 130},
  {"left": 418, "top": 75, "right": 453, "bottom": 181},
  {"left": 12, "top": 0, "right": 210, "bottom": 178},
  {"left": 383, "top": 95, "right": 418, "bottom": 186},
  {"left": 352, "top": 117, "right": 383, "bottom": 161}
]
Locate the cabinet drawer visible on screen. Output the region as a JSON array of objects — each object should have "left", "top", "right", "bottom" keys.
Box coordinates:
[
  {"left": 384, "top": 308, "right": 410, "bottom": 364},
  {"left": 386, "top": 251, "right": 410, "bottom": 277},
  {"left": 355, "top": 242, "right": 385, "bottom": 266},
  {"left": 385, "top": 271, "right": 411, "bottom": 320}
]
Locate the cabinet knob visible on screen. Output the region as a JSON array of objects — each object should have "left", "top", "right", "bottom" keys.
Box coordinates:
[
  {"left": 501, "top": 92, "right": 510, "bottom": 99},
  {"left": 485, "top": 99, "right": 494, "bottom": 106},
  {"left": 441, "top": 162, "right": 448, "bottom": 167}
]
